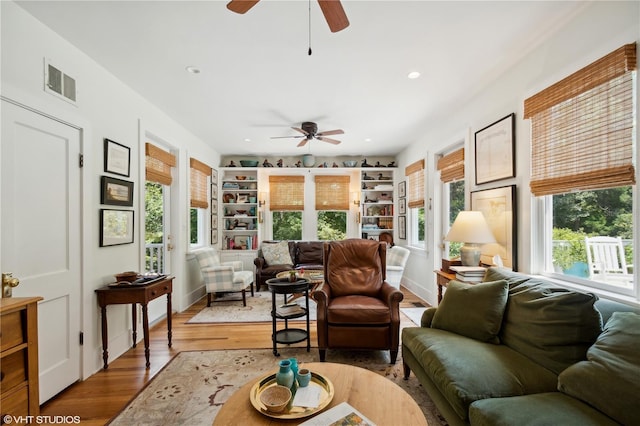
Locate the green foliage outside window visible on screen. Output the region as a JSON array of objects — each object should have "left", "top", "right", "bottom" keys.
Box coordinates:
[
  {"left": 318, "top": 211, "right": 346, "bottom": 240},
  {"left": 145, "top": 182, "right": 163, "bottom": 244},
  {"left": 273, "top": 211, "right": 302, "bottom": 240},
  {"left": 448, "top": 180, "right": 465, "bottom": 258}
]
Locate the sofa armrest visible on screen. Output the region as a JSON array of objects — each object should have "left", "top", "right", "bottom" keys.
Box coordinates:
[
  {"left": 254, "top": 257, "right": 266, "bottom": 269},
  {"left": 421, "top": 307, "right": 437, "bottom": 327},
  {"left": 222, "top": 260, "right": 242, "bottom": 271}
]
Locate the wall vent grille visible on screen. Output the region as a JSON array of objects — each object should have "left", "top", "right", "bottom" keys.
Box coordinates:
[{"left": 44, "top": 59, "right": 77, "bottom": 104}]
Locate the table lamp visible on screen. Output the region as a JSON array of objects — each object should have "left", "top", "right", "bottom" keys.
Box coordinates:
[{"left": 445, "top": 211, "right": 496, "bottom": 266}]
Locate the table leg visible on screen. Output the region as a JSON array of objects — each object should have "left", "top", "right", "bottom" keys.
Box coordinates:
[
  {"left": 272, "top": 292, "right": 278, "bottom": 356},
  {"left": 100, "top": 306, "right": 109, "bottom": 369},
  {"left": 166, "top": 293, "right": 172, "bottom": 347},
  {"left": 305, "top": 287, "right": 310, "bottom": 352},
  {"left": 142, "top": 303, "right": 150, "bottom": 368},
  {"left": 131, "top": 303, "right": 137, "bottom": 347}
]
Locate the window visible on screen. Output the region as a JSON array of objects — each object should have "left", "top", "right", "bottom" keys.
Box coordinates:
[
  {"left": 317, "top": 211, "right": 346, "bottom": 240},
  {"left": 270, "top": 175, "right": 304, "bottom": 240},
  {"left": 525, "top": 43, "right": 636, "bottom": 295},
  {"left": 406, "top": 159, "right": 425, "bottom": 247},
  {"left": 315, "top": 175, "right": 349, "bottom": 240},
  {"left": 438, "top": 148, "right": 465, "bottom": 258},
  {"left": 189, "top": 157, "right": 211, "bottom": 247}
]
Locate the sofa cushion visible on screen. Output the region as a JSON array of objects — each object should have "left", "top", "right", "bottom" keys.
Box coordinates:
[
  {"left": 402, "top": 327, "right": 558, "bottom": 421},
  {"left": 296, "top": 241, "right": 324, "bottom": 267},
  {"left": 261, "top": 241, "right": 294, "bottom": 266},
  {"left": 431, "top": 279, "right": 508, "bottom": 344},
  {"left": 557, "top": 312, "right": 640, "bottom": 426},
  {"left": 469, "top": 392, "right": 620, "bottom": 426},
  {"left": 492, "top": 269, "right": 602, "bottom": 375}
]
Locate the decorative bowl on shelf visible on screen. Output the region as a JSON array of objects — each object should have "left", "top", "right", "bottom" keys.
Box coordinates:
[
  {"left": 114, "top": 271, "right": 138, "bottom": 282},
  {"left": 235, "top": 176, "right": 247, "bottom": 180},
  {"left": 259, "top": 385, "right": 291, "bottom": 413},
  {"left": 240, "top": 160, "right": 259, "bottom": 167},
  {"left": 343, "top": 160, "right": 358, "bottom": 167}
]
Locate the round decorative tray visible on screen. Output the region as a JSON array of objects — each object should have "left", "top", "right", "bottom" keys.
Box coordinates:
[{"left": 249, "top": 371, "right": 334, "bottom": 419}]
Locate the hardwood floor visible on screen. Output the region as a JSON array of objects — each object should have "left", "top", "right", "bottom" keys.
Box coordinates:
[{"left": 40, "top": 287, "right": 428, "bottom": 425}]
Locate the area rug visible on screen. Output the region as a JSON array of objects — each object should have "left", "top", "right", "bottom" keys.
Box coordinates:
[
  {"left": 108, "top": 348, "right": 447, "bottom": 426},
  {"left": 187, "top": 291, "right": 317, "bottom": 323},
  {"left": 401, "top": 307, "right": 428, "bottom": 326}
]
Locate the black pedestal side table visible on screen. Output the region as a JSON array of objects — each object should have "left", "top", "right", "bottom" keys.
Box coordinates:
[{"left": 266, "top": 277, "right": 310, "bottom": 356}]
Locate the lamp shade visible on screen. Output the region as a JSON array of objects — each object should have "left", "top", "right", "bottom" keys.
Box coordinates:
[{"left": 445, "top": 211, "right": 496, "bottom": 244}]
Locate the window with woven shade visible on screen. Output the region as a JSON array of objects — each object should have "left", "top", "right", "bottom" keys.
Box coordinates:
[
  {"left": 269, "top": 176, "right": 305, "bottom": 211},
  {"left": 525, "top": 43, "right": 636, "bottom": 196},
  {"left": 315, "top": 175, "right": 350, "bottom": 210},
  {"left": 145, "top": 143, "right": 176, "bottom": 186},
  {"left": 405, "top": 159, "right": 425, "bottom": 208},
  {"left": 437, "top": 148, "right": 464, "bottom": 183},
  {"left": 189, "top": 157, "right": 211, "bottom": 209}
]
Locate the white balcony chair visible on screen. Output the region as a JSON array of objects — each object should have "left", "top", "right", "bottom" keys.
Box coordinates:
[
  {"left": 585, "top": 236, "right": 633, "bottom": 287},
  {"left": 386, "top": 245, "right": 410, "bottom": 289},
  {"left": 193, "top": 248, "right": 254, "bottom": 306}
]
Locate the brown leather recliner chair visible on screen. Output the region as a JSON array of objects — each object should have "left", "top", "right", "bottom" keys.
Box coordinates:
[{"left": 314, "top": 239, "right": 404, "bottom": 363}]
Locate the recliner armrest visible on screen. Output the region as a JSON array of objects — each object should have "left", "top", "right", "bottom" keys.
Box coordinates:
[{"left": 380, "top": 281, "right": 404, "bottom": 307}]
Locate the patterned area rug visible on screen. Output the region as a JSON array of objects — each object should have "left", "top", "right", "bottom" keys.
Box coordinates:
[
  {"left": 186, "top": 291, "right": 317, "bottom": 323},
  {"left": 108, "top": 348, "right": 447, "bottom": 426}
]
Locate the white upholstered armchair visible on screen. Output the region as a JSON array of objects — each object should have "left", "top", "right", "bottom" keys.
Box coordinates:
[
  {"left": 386, "top": 246, "right": 410, "bottom": 289},
  {"left": 193, "top": 248, "right": 254, "bottom": 306}
]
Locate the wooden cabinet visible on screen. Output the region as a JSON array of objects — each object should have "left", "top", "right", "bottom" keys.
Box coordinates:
[
  {"left": 220, "top": 168, "right": 259, "bottom": 252},
  {"left": 1, "top": 297, "right": 42, "bottom": 420},
  {"left": 360, "top": 168, "right": 395, "bottom": 240}
]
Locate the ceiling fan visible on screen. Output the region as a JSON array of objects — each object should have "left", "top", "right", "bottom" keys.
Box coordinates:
[
  {"left": 226, "top": 0, "right": 350, "bottom": 33},
  {"left": 271, "top": 121, "right": 344, "bottom": 147}
]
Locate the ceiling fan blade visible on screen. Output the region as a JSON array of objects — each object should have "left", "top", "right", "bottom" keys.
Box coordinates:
[
  {"left": 317, "top": 136, "right": 341, "bottom": 145},
  {"left": 226, "top": 0, "right": 260, "bottom": 14},
  {"left": 291, "top": 127, "right": 309, "bottom": 136},
  {"left": 317, "top": 129, "right": 344, "bottom": 137},
  {"left": 270, "top": 135, "right": 305, "bottom": 139},
  {"left": 297, "top": 139, "right": 309, "bottom": 147},
  {"left": 317, "top": 0, "right": 350, "bottom": 33}
]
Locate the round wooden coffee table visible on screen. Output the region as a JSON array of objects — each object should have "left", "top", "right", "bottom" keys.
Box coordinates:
[{"left": 212, "top": 362, "right": 428, "bottom": 425}]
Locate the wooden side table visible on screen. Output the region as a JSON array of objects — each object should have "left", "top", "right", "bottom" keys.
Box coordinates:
[
  {"left": 266, "top": 277, "right": 310, "bottom": 356},
  {"left": 95, "top": 276, "right": 173, "bottom": 369},
  {"left": 435, "top": 270, "right": 456, "bottom": 304}
]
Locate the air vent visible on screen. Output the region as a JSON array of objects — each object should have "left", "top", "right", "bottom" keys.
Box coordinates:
[{"left": 44, "top": 58, "right": 77, "bottom": 104}]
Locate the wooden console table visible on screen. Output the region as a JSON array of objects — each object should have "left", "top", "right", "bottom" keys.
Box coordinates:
[
  {"left": 95, "top": 276, "right": 173, "bottom": 369},
  {"left": 435, "top": 270, "right": 456, "bottom": 304}
]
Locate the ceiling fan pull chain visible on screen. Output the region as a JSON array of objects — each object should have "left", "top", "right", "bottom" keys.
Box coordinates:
[{"left": 308, "top": 0, "right": 312, "bottom": 55}]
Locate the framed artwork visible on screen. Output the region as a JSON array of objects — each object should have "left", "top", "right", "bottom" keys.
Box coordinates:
[
  {"left": 104, "top": 138, "right": 131, "bottom": 177},
  {"left": 398, "top": 197, "right": 406, "bottom": 215},
  {"left": 211, "top": 168, "right": 218, "bottom": 185},
  {"left": 211, "top": 213, "right": 218, "bottom": 230},
  {"left": 100, "top": 209, "right": 134, "bottom": 247},
  {"left": 398, "top": 216, "right": 407, "bottom": 240},
  {"left": 101, "top": 176, "right": 134, "bottom": 206},
  {"left": 211, "top": 230, "right": 218, "bottom": 245},
  {"left": 474, "top": 113, "right": 515, "bottom": 185},
  {"left": 470, "top": 185, "right": 517, "bottom": 270},
  {"left": 211, "top": 183, "right": 218, "bottom": 200},
  {"left": 398, "top": 181, "right": 406, "bottom": 198}
]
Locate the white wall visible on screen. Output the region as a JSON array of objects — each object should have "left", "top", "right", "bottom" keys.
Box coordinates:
[
  {"left": 396, "top": 1, "right": 640, "bottom": 306},
  {"left": 1, "top": 1, "right": 219, "bottom": 378}
]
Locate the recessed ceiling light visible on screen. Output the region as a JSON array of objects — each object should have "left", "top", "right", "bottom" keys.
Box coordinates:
[
  {"left": 244, "top": 138, "right": 251, "bottom": 142},
  {"left": 185, "top": 66, "right": 201, "bottom": 74},
  {"left": 407, "top": 71, "right": 421, "bottom": 79},
  {"left": 365, "top": 138, "right": 372, "bottom": 142}
]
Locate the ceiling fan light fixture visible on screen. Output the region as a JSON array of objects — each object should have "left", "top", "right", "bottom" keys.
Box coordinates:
[{"left": 407, "top": 71, "right": 421, "bottom": 79}]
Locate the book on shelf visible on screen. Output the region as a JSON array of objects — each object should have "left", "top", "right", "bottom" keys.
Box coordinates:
[{"left": 277, "top": 303, "right": 304, "bottom": 316}]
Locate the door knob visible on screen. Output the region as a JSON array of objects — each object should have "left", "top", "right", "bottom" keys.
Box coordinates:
[{"left": 2, "top": 273, "right": 20, "bottom": 298}]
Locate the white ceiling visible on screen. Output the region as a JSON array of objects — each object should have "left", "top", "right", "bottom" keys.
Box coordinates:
[{"left": 16, "top": 0, "right": 585, "bottom": 157}]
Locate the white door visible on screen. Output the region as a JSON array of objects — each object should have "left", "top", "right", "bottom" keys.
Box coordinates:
[{"left": 1, "top": 99, "right": 82, "bottom": 403}]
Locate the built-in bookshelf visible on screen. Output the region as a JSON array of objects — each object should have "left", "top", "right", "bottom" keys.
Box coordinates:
[
  {"left": 220, "top": 168, "right": 259, "bottom": 251},
  {"left": 360, "top": 168, "right": 395, "bottom": 240}
]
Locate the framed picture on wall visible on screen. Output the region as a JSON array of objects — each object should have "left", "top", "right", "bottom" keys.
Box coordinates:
[
  {"left": 211, "top": 213, "right": 218, "bottom": 230},
  {"left": 470, "top": 185, "right": 517, "bottom": 270},
  {"left": 398, "top": 197, "right": 406, "bottom": 215},
  {"left": 211, "top": 230, "right": 218, "bottom": 245},
  {"left": 398, "top": 181, "right": 406, "bottom": 198},
  {"left": 211, "top": 168, "right": 218, "bottom": 185},
  {"left": 101, "top": 176, "right": 134, "bottom": 206},
  {"left": 474, "top": 113, "right": 515, "bottom": 185},
  {"left": 398, "top": 215, "right": 407, "bottom": 240},
  {"left": 104, "top": 138, "right": 131, "bottom": 177},
  {"left": 100, "top": 209, "right": 134, "bottom": 247}
]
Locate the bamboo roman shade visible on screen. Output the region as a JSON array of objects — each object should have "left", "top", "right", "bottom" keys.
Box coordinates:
[
  {"left": 405, "top": 159, "right": 425, "bottom": 209},
  {"left": 189, "top": 157, "right": 211, "bottom": 209},
  {"left": 315, "top": 175, "right": 350, "bottom": 210},
  {"left": 525, "top": 43, "right": 637, "bottom": 196},
  {"left": 145, "top": 143, "right": 176, "bottom": 186},
  {"left": 437, "top": 148, "right": 465, "bottom": 183},
  {"left": 269, "top": 176, "right": 305, "bottom": 211}
]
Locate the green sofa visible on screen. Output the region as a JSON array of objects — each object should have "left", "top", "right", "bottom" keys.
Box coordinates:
[{"left": 402, "top": 267, "right": 640, "bottom": 426}]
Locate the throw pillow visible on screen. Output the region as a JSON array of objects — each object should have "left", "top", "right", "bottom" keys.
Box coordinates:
[
  {"left": 261, "top": 241, "right": 294, "bottom": 266},
  {"left": 558, "top": 312, "right": 640, "bottom": 426},
  {"left": 431, "top": 279, "right": 508, "bottom": 344}
]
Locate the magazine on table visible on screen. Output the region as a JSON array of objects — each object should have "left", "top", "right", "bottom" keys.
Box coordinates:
[{"left": 298, "top": 402, "right": 376, "bottom": 426}]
